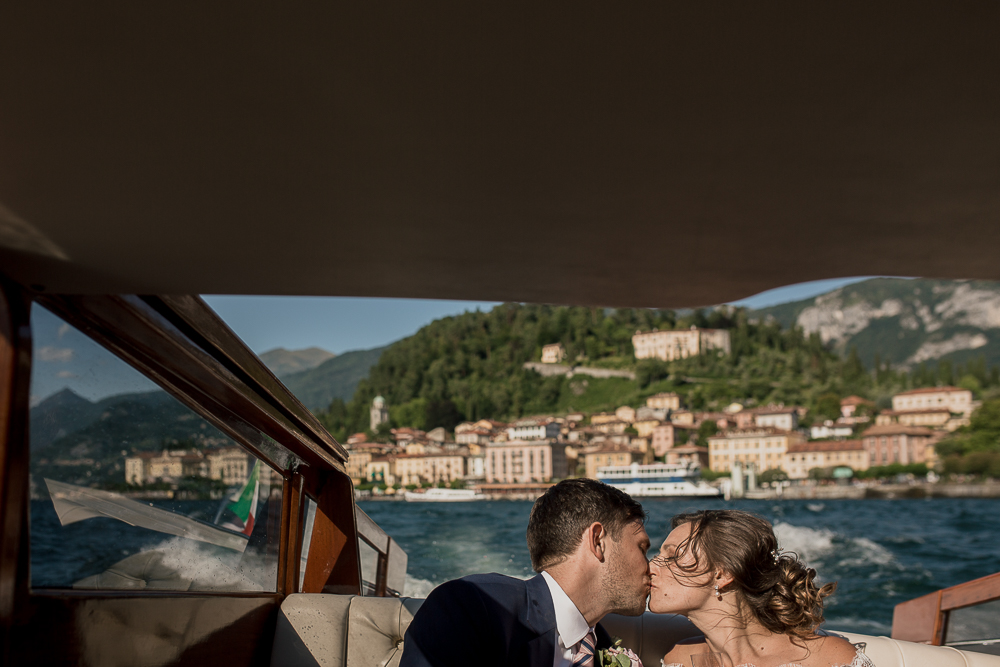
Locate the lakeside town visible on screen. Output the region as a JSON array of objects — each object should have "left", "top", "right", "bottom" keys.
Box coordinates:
[{"left": 119, "top": 327, "right": 999, "bottom": 501}]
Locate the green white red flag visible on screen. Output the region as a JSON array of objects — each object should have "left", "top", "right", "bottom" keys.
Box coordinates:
[{"left": 223, "top": 460, "right": 260, "bottom": 536}]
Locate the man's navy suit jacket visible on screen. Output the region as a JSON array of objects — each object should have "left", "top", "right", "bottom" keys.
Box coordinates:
[{"left": 400, "top": 573, "right": 613, "bottom": 667}]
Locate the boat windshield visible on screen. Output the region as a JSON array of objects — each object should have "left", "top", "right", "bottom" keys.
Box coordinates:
[{"left": 29, "top": 304, "right": 285, "bottom": 593}]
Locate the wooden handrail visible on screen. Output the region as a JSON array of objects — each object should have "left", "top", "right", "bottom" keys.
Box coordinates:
[{"left": 892, "top": 571, "right": 1000, "bottom": 644}]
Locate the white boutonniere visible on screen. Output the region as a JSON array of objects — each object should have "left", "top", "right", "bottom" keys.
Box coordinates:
[{"left": 598, "top": 638, "right": 642, "bottom": 667}]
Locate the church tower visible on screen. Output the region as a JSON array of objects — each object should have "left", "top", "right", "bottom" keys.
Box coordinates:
[{"left": 370, "top": 395, "right": 389, "bottom": 432}]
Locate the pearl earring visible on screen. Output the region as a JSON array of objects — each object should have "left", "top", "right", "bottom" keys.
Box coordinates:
[{"left": 715, "top": 584, "right": 722, "bottom": 600}]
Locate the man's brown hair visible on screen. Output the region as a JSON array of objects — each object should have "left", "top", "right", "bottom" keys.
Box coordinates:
[{"left": 526, "top": 478, "right": 646, "bottom": 571}]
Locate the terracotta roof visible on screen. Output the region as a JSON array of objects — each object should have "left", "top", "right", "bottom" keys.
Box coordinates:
[
  {"left": 588, "top": 444, "right": 640, "bottom": 455},
  {"left": 710, "top": 426, "right": 797, "bottom": 438},
  {"left": 788, "top": 440, "right": 864, "bottom": 453},
  {"left": 880, "top": 408, "right": 951, "bottom": 416},
  {"left": 840, "top": 395, "right": 874, "bottom": 406},
  {"left": 894, "top": 386, "right": 966, "bottom": 396},
  {"left": 669, "top": 445, "right": 708, "bottom": 453},
  {"left": 744, "top": 405, "right": 800, "bottom": 415},
  {"left": 861, "top": 424, "right": 935, "bottom": 437}
]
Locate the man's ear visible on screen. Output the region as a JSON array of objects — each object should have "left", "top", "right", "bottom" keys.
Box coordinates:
[{"left": 585, "top": 522, "right": 606, "bottom": 563}]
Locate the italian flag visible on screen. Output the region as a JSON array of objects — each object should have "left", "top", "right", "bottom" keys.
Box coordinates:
[{"left": 225, "top": 460, "right": 260, "bottom": 536}]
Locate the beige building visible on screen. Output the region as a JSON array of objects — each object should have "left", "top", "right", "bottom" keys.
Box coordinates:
[
  {"left": 592, "top": 420, "right": 629, "bottom": 435},
  {"left": 584, "top": 445, "right": 643, "bottom": 479},
  {"left": 861, "top": 424, "right": 937, "bottom": 466},
  {"left": 735, "top": 405, "right": 800, "bottom": 431},
  {"left": 892, "top": 386, "right": 974, "bottom": 416},
  {"left": 671, "top": 410, "right": 695, "bottom": 426},
  {"left": 633, "top": 419, "right": 662, "bottom": 439},
  {"left": 366, "top": 456, "right": 396, "bottom": 486},
  {"left": 784, "top": 441, "right": 869, "bottom": 480},
  {"left": 589, "top": 412, "right": 618, "bottom": 425},
  {"left": 707, "top": 427, "right": 805, "bottom": 473},
  {"left": 541, "top": 343, "right": 567, "bottom": 364},
  {"left": 840, "top": 396, "right": 874, "bottom": 420},
  {"left": 632, "top": 327, "right": 731, "bottom": 362},
  {"left": 485, "top": 441, "right": 567, "bottom": 484},
  {"left": 650, "top": 423, "right": 694, "bottom": 457},
  {"left": 125, "top": 447, "right": 249, "bottom": 486},
  {"left": 876, "top": 408, "right": 951, "bottom": 428},
  {"left": 646, "top": 392, "right": 681, "bottom": 410},
  {"left": 665, "top": 444, "right": 709, "bottom": 469},
  {"left": 346, "top": 449, "right": 373, "bottom": 484},
  {"left": 615, "top": 405, "right": 637, "bottom": 423}
]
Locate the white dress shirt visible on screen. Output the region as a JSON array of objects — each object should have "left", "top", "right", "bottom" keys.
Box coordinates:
[{"left": 541, "top": 571, "right": 595, "bottom": 667}]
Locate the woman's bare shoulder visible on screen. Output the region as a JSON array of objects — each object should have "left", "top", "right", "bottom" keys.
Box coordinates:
[
  {"left": 662, "top": 638, "right": 708, "bottom": 665},
  {"left": 809, "top": 635, "right": 860, "bottom": 665}
]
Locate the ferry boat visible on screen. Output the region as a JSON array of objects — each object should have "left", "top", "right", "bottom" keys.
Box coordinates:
[
  {"left": 597, "top": 462, "right": 720, "bottom": 498},
  {"left": 403, "top": 488, "right": 483, "bottom": 502},
  {"left": 2, "top": 4, "right": 1000, "bottom": 664}
]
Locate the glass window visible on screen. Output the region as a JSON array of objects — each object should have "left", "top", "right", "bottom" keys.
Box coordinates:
[
  {"left": 946, "top": 599, "right": 1000, "bottom": 645},
  {"left": 299, "top": 496, "right": 318, "bottom": 591},
  {"left": 29, "top": 304, "right": 284, "bottom": 593}
]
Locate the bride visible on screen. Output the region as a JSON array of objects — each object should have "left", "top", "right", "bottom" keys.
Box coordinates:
[{"left": 649, "top": 510, "right": 873, "bottom": 667}]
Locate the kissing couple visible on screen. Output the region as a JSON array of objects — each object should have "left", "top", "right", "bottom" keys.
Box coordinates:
[
  {"left": 401, "top": 478, "right": 871, "bottom": 667},
  {"left": 401, "top": 478, "right": 650, "bottom": 667}
]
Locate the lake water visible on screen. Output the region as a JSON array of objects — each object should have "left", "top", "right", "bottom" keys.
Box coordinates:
[
  {"left": 361, "top": 497, "right": 1000, "bottom": 635},
  {"left": 30, "top": 495, "right": 1000, "bottom": 635}
]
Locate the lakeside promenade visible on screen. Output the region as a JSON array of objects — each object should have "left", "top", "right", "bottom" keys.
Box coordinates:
[{"left": 751, "top": 480, "right": 1000, "bottom": 500}]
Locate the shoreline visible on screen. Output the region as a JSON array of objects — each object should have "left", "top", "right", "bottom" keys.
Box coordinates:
[
  {"left": 360, "top": 481, "right": 1000, "bottom": 501},
  {"left": 746, "top": 481, "right": 1000, "bottom": 500}
]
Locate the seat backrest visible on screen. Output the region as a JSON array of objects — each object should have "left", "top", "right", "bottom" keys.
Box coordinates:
[{"left": 271, "top": 594, "right": 1000, "bottom": 667}]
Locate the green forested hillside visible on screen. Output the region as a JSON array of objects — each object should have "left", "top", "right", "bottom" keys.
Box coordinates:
[{"left": 315, "top": 302, "right": 1000, "bottom": 442}]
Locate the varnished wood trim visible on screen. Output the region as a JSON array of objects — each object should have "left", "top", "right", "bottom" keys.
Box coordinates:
[
  {"left": 940, "top": 570, "right": 1000, "bottom": 611},
  {"left": 283, "top": 473, "right": 305, "bottom": 594},
  {"left": 0, "top": 281, "right": 31, "bottom": 664},
  {"left": 150, "top": 296, "right": 348, "bottom": 462},
  {"left": 301, "top": 471, "right": 361, "bottom": 595}
]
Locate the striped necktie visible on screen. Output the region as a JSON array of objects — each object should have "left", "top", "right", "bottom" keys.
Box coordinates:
[{"left": 572, "top": 630, "right": 597, "bottom": 667}]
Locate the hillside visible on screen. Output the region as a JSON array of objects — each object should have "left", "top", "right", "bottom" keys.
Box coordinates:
[
  {"left": 30, "top": 390, "right": 237, "bottom": 487},
  {"left": 751, "top": 278, "right": 1000, "bottom": 369},
  {"left": 317, "top": 304, "right": 873, "bottom": 439},
  {"left": 281, "top": 347, "right": 386, "bottom": 410}
]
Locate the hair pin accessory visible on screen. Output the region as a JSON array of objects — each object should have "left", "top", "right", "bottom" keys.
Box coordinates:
[{"left": 771, "top": 549, "right": 780, "bottom": 563}]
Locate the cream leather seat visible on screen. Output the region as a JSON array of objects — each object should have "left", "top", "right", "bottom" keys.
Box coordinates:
[{"left": 271, "top": 594, "right": 1000, "bottom": 667}]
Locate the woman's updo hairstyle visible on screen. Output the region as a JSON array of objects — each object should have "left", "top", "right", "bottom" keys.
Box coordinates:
[{"left": 669, "top": 510, "right": 835, "bottom": 638}]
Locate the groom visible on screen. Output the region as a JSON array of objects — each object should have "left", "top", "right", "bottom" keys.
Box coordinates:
[{"left": 400, "top": 478, "right": 650, "bottom": 667}]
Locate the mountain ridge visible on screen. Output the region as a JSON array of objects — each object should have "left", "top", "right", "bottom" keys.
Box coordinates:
[
  {"left": 259, "top": 346, "right": 336, "bottom": 377},
  {"left": 750, "top": 278, "right": 1000, "bottom": 369}
]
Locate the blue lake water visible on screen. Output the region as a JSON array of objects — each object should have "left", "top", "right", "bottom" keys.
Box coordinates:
[
  {"left": 360, "top": 497, "right": 1000, "bottom": 635},
  {"left": 30, "top": 495, "right": 1000, "bottom": 635}
]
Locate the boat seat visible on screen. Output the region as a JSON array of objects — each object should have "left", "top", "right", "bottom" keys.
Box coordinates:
[{"left": 271, "top": 593, "right": 1000, "bottom": 667}]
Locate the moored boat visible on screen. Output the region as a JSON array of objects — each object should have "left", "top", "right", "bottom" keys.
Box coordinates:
[
  {"left": 597, "top": 462, "right": 721, "bottom": 498},
  {"left": 403, "top": 488, "right": 483, "bottom": 502}
]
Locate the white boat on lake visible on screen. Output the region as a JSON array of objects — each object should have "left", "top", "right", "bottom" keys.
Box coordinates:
[
  {"left": 597, "top": 462, "right": 720, "bottom": 498},
  {"left": 403, "top": 488, "right": 484, "bottom": 502}
]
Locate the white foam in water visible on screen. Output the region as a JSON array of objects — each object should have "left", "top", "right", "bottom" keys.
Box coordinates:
[
  {"left": 147, "top": 537, "right": 273, "bottom": 591},
  {"left": 837, "top": 537, "right": 895, "bottom": 569},
  {"left": 404, "top": 574, "right": 438, "bottom": 597},
  {"left": 773, "top": 522, "right": 835, "bottom": 563}
]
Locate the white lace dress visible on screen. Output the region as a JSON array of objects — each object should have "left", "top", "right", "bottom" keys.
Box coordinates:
[{"left": 661, "top": 645, "right": 876, "bottom": 667}]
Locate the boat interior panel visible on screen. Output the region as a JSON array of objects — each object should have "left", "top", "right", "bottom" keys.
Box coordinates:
[{"left": 1, "top": 4, "right": 1000, "bottom": 307}]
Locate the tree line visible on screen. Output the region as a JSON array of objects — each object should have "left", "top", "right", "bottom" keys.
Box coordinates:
[{"left": 315, "top": 303, "right": 1000, "bottom": 475}]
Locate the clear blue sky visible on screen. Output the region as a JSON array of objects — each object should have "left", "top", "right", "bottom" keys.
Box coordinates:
[{"left": 202, "top": 277, "right": 877, "bottom": 355}]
